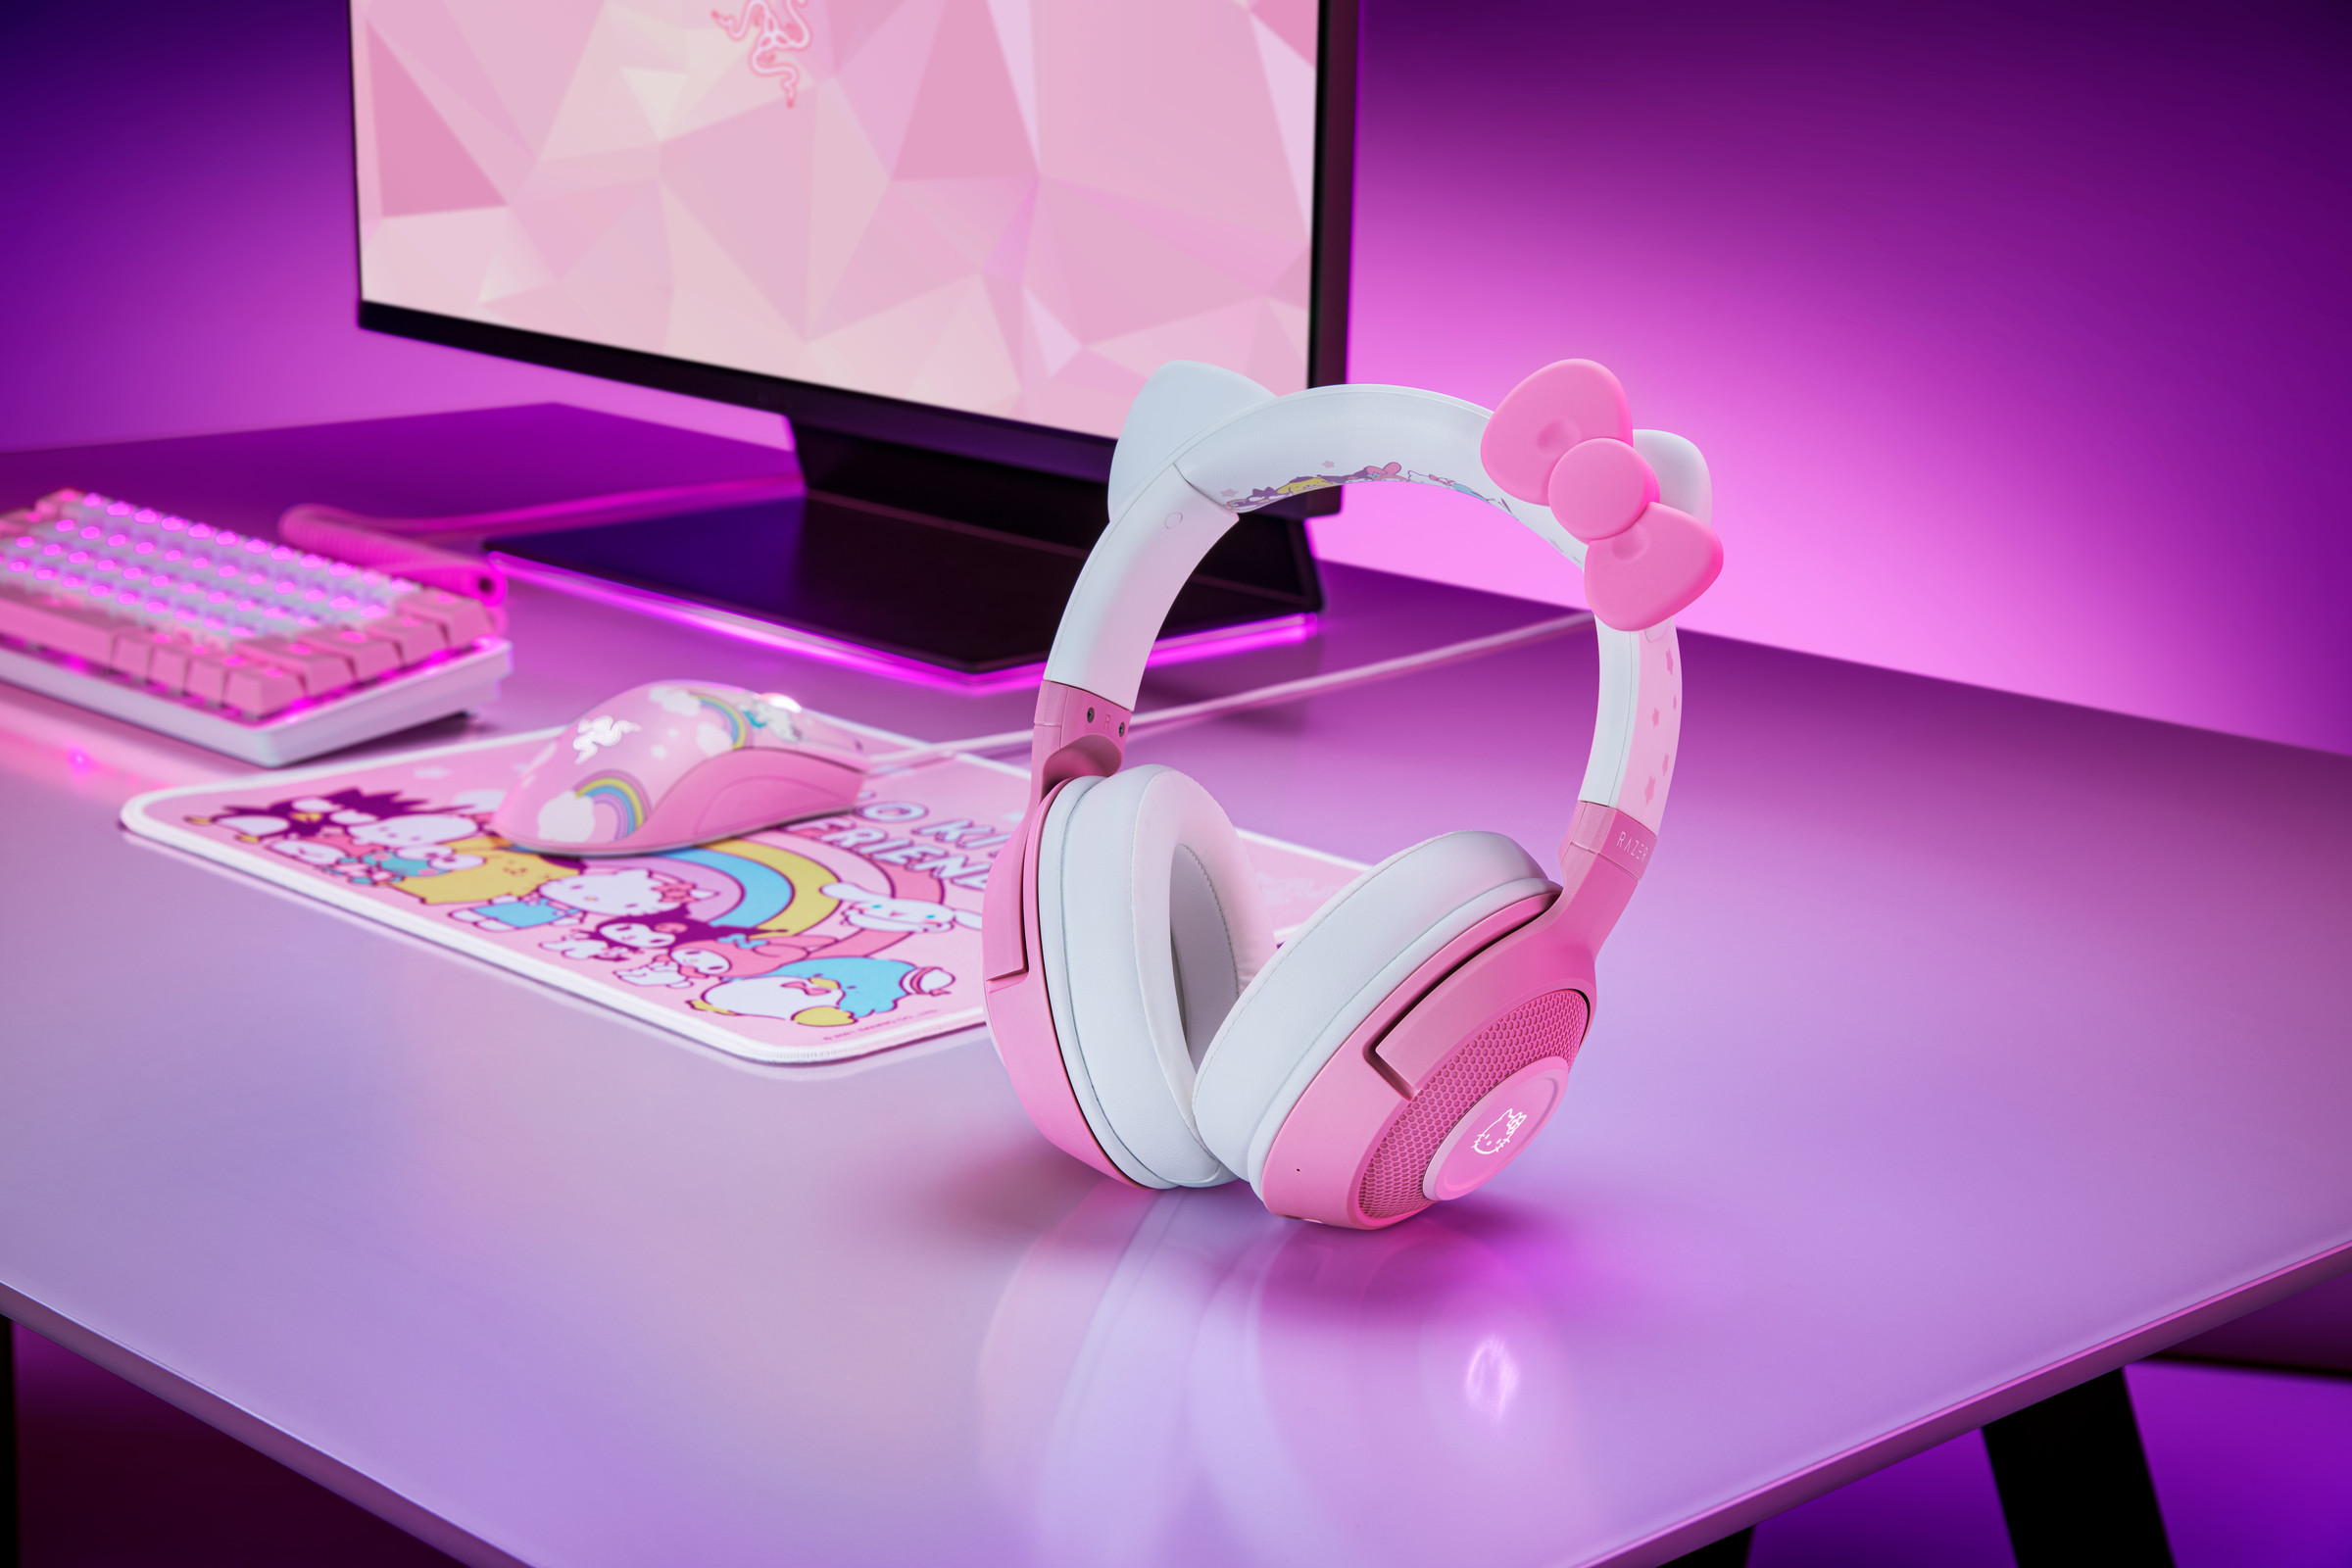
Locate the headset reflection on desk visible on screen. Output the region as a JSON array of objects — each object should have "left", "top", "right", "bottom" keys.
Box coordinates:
[{"left": 984, "top": 359, "right": 1722, "bottom": 1230}]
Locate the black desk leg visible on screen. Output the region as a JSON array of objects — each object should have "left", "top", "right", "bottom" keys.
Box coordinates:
[
  {"left": 2, "top": 1313, "right": 18, "bottom": 1568},
  {"left": 1664, "top": 1526, "right": 1753, "bottom": 1566},
  {"left": 1984, "top": 1368, "right": 2174, "bottom": 1567}
]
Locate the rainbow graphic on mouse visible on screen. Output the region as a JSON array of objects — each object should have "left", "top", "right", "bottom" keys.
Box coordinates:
[{"left": 494, "top": 681, "right": 869, "bottom": 856}]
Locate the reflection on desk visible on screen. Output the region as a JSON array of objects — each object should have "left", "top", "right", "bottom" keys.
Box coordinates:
[{"left": 985, "top": 1184, "right": 1595, "bottom": 1567}]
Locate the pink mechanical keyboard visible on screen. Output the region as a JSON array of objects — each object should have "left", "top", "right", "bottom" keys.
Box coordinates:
[{"left": 0, "top": 489, "right": 512, "bottom": 765}]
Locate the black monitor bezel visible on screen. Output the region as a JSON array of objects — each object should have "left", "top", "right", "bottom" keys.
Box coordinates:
[{"left": 351, "top": 2, "right": 1357, "bottom": 486}]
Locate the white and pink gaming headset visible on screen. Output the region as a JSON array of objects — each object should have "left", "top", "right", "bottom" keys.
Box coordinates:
[{"left": 980, "top": 359, "right": 1721, "bottom": 1228}]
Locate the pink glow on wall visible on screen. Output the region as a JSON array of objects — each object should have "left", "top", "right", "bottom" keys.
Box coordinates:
[{"left": 1313, "top": 3, "right": 2352, "bottom": 756}]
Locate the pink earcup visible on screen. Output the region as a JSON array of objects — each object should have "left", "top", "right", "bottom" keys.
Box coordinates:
[
  {"left": 1544, "top": 436, "right": 1658, "bottom": 544},
  {"left": 1583, "top": 504, "right": 1724, "bottom": 631},
  {"left": 1478, "top": 359, "right": 1634, "bottom": 504}
]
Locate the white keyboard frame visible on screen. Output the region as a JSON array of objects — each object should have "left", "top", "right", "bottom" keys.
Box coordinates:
[{"left": 0, "top": 638, "right": 513, "bottom": 765}]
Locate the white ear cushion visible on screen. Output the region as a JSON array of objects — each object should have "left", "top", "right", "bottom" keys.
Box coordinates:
[
  {"left": 1192, "top": 831, "right": 1557, "bottom": 1191},
  {"left": 1035, "top": 777, "right": 1154, "bottom": 1185},
  {"left": 1042, "top": 765, "right": 1274, "bottom": 1189}
]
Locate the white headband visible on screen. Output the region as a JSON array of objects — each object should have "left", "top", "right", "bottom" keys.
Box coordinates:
[{"left": 1043, "top": 365, "right": 1704, "bottom": 834}]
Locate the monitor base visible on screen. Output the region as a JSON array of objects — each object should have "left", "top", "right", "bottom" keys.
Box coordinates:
[
  {"left": 491, "top": 550, "right": 1316, "bottom": 696},
  {"left": 486, "top": 426, "right": 1325, "bottom": 683}
]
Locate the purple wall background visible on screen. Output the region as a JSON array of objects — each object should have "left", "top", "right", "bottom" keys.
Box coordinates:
[
  {"left": 2, "top": 0, "right": 2346, "bottom": 752},
  {"left": 1332, "top": 0, "right": 2352, "bottom": 756},
  {"left": 0, "top": 2, "right": 787, "bottom": 454}
]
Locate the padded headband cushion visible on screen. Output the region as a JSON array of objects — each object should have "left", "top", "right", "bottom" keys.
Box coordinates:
[
  {"left": 1193, "top": 830, "right": 1558, "bottom": 1189},
  {"left": 1045, "top": 764, "right": 1273, "bottom": 1189}
]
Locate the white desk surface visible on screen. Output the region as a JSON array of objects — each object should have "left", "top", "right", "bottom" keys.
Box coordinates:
[{"left": 4, "top": 562, "right": 2348, "bottom": 1568}]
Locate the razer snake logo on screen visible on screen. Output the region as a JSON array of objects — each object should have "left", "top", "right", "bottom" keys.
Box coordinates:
[{"left": 714, "top": 0, "right": 812, "bottom": 105}]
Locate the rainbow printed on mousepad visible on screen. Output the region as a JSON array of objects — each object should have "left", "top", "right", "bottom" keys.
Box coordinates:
[{"left": 120, "top": 720, "right": 1365, "bottom": 1066}]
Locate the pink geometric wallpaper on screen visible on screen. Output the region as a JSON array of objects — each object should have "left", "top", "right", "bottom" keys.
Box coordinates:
[{"left": 353, "top": 0, "right": 1320, "bottom": 439}]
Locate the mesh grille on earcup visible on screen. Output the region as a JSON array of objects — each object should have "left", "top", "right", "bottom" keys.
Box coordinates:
[{"left": 1356, "top": 989, "right": 1591, "bottom": 1219}]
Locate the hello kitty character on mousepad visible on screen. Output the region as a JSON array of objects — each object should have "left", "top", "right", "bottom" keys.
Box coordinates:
[{"left": 121, "top": 720, "right": 1365, "bottom": 1066}]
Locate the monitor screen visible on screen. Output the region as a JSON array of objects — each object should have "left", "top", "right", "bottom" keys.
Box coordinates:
[{"left": 352, "top": 0, "right": 1332, "bottom": 443}]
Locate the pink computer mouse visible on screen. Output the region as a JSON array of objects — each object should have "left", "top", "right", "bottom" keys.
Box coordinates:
[{"left": 493, "top": 681, "right": 868, "bottom": 855}]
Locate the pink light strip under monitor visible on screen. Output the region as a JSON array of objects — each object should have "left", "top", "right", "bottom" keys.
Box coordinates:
[
  {"left": 492, "top": 553, "right": 1318, "bottom": 696},
  {"left": 865, "top": 612, "right": 1596, "bottom": 772}
]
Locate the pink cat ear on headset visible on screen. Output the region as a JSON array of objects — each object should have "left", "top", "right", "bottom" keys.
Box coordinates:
[{"left": 1479, "top": 359, "right": 1634, "bottom": 505}]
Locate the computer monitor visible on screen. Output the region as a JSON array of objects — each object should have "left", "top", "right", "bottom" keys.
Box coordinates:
[{"left": 350, "top": 0, "right": 1356, "bottom": 679}]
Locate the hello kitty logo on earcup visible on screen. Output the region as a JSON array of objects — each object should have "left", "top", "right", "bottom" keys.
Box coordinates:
[
  {"left": 1190, "top": 831, "right": 1566, "bottom": 1226},
  {"left": 1479, "top": 360, "right": 1723, "bottom": 630}
]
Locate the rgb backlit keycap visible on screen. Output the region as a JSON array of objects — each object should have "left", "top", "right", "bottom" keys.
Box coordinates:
[{"left": 0, "top": 490, "right": 512, "bottom": 765}]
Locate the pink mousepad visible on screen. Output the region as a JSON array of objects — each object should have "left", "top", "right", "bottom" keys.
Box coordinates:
[{"left": 119, "top": 720, "right": 1367, "bottom": 1068}]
